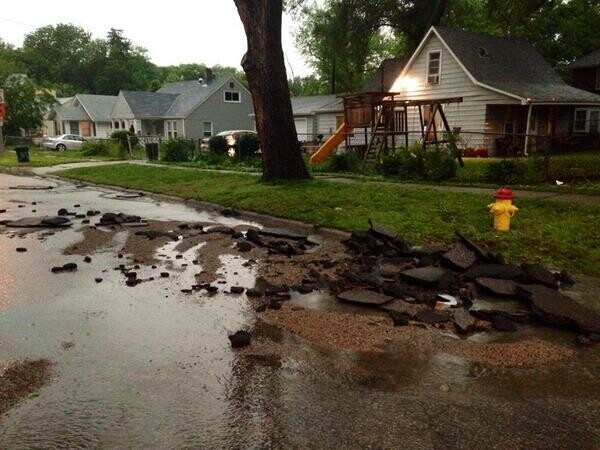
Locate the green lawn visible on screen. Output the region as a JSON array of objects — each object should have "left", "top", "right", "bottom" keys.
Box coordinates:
[
  {"left": 0, "top": 146, "right": 145, "bottom": 168},
  {"left": 57, "top": 163, "right": 600, "bottom": 277},
  {"left": 0, "top": 147, "right": 113, "bottom": 168}
]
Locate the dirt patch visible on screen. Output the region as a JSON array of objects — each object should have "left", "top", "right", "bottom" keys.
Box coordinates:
[
  {"left": 0, "top": 358, "right": 52, "bottom": 416},
  {"left": 438, "top": 338, "right": 576, "bottom": 368},
  {"left": 64, "top": 226, "right": 116, "bottom": 255},
  {"left": 260, "top": 305, "right": 576, "bottom": 367},
  {"left": 260, "top": 305, "right": 433, "bottom": 353},
  {"left": 257, "top": 239, "right": 348, "bottom": 286}
]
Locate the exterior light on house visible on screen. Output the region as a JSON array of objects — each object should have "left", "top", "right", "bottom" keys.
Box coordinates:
[{"left": 391, "top": 76, "right": 419, "bottom": 95}]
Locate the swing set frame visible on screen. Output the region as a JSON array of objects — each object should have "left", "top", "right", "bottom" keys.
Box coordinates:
[{"left": 342, "top": 92, "right": 463, "bottom": 162}]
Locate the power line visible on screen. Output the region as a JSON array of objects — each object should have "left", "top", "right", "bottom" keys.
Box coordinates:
[{"left": 0, "top": 16, "right": 37, "bottom": 28}]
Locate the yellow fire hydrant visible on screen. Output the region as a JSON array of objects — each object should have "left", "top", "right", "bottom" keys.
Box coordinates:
[{"left": 488, "top": 187, "right": 518, "bottom": 232}]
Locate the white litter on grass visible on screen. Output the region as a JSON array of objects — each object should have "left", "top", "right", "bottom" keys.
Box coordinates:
[{"left": 556, "top": 180, "right": 565, "bottom": 186}]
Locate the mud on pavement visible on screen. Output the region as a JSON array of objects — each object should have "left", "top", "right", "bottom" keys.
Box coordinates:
[{"left": 1, "top": 173, "right": 599, "bottom": 449}]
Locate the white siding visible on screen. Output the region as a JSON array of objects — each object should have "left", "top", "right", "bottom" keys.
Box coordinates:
[
  {"left": 95, "top": 122, "right": 112, "bottom": 138},
  {"left": 391, "top": 34, "right": 520, "bottom": 148}
]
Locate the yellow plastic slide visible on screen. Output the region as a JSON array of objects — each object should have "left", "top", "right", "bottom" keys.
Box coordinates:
[{"left": 309, "top": 123, "right": 348, "bottom": 164}]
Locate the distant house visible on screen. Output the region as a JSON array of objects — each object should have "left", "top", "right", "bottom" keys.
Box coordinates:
[
  {"left": 110, "top": 72, "right": 254, "bottom": 140},
  {"left": 48, "top": 94, "right": 117, "bottom": 137},
  {"left": 388, "top": 26, "right": 600, "bottom": 153},
  {"left": 290, "top": 94, "right": 344, "bottom": 142},
  {"left": 569, "top": 49, "right": 600, "bottom": 95}
]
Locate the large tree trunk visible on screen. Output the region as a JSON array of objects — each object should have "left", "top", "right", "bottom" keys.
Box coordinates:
[{"left": 234, "top": 0, "right": 310, "bottom": 181}]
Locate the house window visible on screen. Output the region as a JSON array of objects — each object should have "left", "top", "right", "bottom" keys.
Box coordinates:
[
  {"left": 224, "top": 91, "right": 241, "bottom": 103},
  {"left": 114, "top": 121, "right": 120, "bottom": 129},
  {"left": 427, "top": 50, "right": 442, "bottom": 85},
  {"left": 166, "top": 120, "right": 178, "bottom": 139},
  {"left": 574, "top": 108, "right": 600, "bottom": 133},
  {"left": 591, "top": 110, "right": 600, "bottom": 134},
  {"left": 596, "top": 68, "right": 600, "bottom": 91},
  {"left": 203, "top": 121, "right": 213, "bottom": 137}
]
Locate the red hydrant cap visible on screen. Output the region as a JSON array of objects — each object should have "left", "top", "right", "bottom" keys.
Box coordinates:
[{"left": 495, "top": 187, "right": 514, "bottom": 200}]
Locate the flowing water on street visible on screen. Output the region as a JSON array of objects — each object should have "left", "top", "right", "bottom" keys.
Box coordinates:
[{"left": 0, "top": 173, "right": 598, "bottom": 449}]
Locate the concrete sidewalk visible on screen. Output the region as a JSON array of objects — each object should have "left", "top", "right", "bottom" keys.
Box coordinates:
[{"left": 34, "top": 160, "right": 600, "bottom": 206}]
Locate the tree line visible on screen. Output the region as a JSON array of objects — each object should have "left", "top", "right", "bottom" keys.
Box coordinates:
[
  {"left": 293, "top": 0, "right": 600, "bottom": 94},
  {"left": 0, "top": 24, "right": 246, "bottom": 97}
]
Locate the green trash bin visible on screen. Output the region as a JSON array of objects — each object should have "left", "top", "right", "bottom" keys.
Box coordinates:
[{"left": 15, "top": 147, "right": 30, "bottom": 163}]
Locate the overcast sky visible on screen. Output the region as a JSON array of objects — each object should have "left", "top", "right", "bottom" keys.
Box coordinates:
[{"left": 0, "top": 0, "right": 313, "bottom": 77}]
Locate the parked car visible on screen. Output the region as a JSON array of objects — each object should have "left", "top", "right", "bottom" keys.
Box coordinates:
[
  {"left": 201, "top": 130, "right": 257, "bottom": 150},
  {"left": 42, "top": 134, "right": 85, "bottom": 151}
]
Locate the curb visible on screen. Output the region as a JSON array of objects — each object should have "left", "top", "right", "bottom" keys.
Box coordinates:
[{"left": 40, "top": 172, "right": 352, "bottom": 241}]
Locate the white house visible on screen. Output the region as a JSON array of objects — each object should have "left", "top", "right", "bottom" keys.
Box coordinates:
[
  {"left": 290, "top": 94, "right": 344, "bottom": 142},
  {"left": 388, "top": 26, "right": 600, "bottom": 153}
]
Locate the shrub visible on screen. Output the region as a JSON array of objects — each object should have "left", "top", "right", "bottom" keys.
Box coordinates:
[
  {"left": 160, "top": 139, "right": 193, "bottom": 162},
  {"left": 81, "top": 140, "right": 125, "bottom": 158},
  {"left": 237, "top": 133, "right": 260, "bottom": 159},
  {"left": 376, "top": 144, "right": 457, "bottom": 181},
  {"left": 484, "top": 159, "right": 526, "bottom": 184},
  {"left": 422, "top": 146, "right": 458, "bottom": 181},
  {"left": 111, "top": 130, "right": 139, "bottom": 150},
  {"left": 321, "top": 152, "right": 361, "bottom": 173},
  {"left": 209, "top": 135, "right": 228, "bottom": 154}
]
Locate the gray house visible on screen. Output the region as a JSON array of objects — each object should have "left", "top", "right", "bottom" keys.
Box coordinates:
[
  {"left": 110, "top": 74, "right": 254, "bottom": 140},
  {"left": 290, "top": 94, "right": 344, "bottom": 142},
  {"left": 48, "top": 94, "right": 117, "bottom": 138}
]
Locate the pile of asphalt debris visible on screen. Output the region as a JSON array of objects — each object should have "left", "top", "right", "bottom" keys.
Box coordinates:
[
  {"left": 4, "top": 206, "right": 598, "bottom": 346},
  {"left": 333, "top": 220, "right": 600, "bottom": 345}
]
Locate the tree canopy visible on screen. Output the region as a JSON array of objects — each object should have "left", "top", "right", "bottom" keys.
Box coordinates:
[
  {"left": 2, "top": 75, "right": 54, "bottom": 136},
  {"left": 295, "top": 0, "right": 600, "bottom": 93},
  {"left": 3, "top": 24, "right": 247, "bottom": 97}
]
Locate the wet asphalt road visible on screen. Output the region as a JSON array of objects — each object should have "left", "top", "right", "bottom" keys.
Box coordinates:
[{"left": 0, "top": 172, "right": 599, "bottom": 449}]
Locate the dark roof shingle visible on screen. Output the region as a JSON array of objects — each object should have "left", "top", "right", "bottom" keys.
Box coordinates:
[
  {"left": 76, "top": 94, "right": 117, "bottom": 121},
  {"left": 121, "top": 91, "right": 179, "bottom": 118},
  {"left": 361, "top": 58, "right": 407, "bottom": 92},
  {"left": 568, "top": 49, "right": 600, "bottom": 69},
  {"left": 433, "top": 26, "right": 600, "bottom": 103}
]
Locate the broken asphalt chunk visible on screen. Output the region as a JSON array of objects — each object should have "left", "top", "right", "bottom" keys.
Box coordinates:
[
  {"left": 99, "top": 212, "right": 142, "bottom": 226},
  {"left": 337, "top": 289, "right": 393, "bottom": 306},
  {"left": 4, "top": 216, "right": 71, "bottom": 228},
  {"left": 236, "top": 241, "right": 253, "bottom": 253},
  {"left": 475, "top": 277, "right": 518, "bottom": 296},
  {"left": 228, "top": 330, "right": 252, "bottom": 348},
  {"left": 442, "top": 243, "right": 477, "bottom": 271},
  {"left": 465, "top": 264, "right": 523, "bottom": 280},
  {"left": 388, "top": 310, "right": 410, "bottom": 326},
  {"left": 455, "top": 231, "right": 500, "bottom": 263},
  {"left": 452, "top": 309, "right": 476, "bottom": 333},
  {"left": 9, "top": 185, "right": 54, "bottom": 190},
  {"left": 491, "top": 315, "right": 517, "bottom": 332},
  {"left": 521, "top": 264, "right": 558, "bottom": 289},
  {"left": 414, "top": 310, "right": 451, "bottom": 325},
  {"left": 258, "top": 227, "right": 307, "bottom": 241},
  {"left": 400, "top": 266, "right": 451, "bottom": 286},
  {"left": 517, "top": 285, "right": 600, "bottom": 334},
  {"left": 51, "top": 263, "right": 78, "bottom": 274}
]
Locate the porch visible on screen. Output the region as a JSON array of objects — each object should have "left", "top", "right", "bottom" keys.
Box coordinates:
[{"left": 484, "top": 104, "right": 600, "bottom": 156}]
